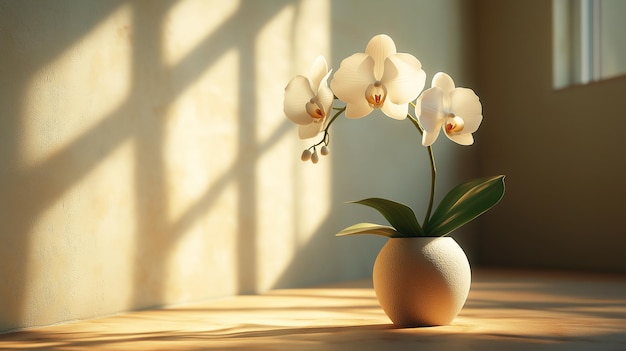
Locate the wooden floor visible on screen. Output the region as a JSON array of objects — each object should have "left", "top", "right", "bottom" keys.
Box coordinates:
[{"left": 2, "top": 269, "right": 626, "bottom": 350}]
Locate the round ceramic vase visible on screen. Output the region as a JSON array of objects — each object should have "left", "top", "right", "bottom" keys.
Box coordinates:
[{"left": 372, "top": 237, "right": 471, "bottom": 327}]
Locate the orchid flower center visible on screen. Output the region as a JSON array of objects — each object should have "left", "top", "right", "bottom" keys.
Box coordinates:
[
  {"left": 365, "top": 81, "right": 387, "bottom": 109},
  {"left": 305, "top": 97, "right": 326, "bottom": 122},
  {"left": 445, "top": 114, "right": 465, "bottom": 134}
]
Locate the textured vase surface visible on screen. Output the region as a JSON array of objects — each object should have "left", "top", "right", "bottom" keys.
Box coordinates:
[{"left": 372, "top": 237, "right": 471, "bottom": 327}]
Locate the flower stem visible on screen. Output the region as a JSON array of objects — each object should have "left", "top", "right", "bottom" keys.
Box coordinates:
[
  {"left": 424, "top": 144, "right": 436, "bottom": 228},
  {"left": 309, "top": 106, "right": 346, "bottom": 150},
  {"left": 407, "top": 112, "right": 437, "bottom": 229},
  {"left": 326, "top": 106, "right": 346, "bottom": 133}
]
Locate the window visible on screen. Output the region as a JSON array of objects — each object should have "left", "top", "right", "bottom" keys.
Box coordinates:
[{"left": 553, "top": 0, "right": 626, "bottom": 88}]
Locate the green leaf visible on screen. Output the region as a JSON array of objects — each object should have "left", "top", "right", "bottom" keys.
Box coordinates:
[
  {"left": 425, "top": 175, "right": 505, "bottom": 236},
  {"left": 336, "top": 223, "right": 399, "bottom": 238},
  {"left": 350, "top": 198, "right": 423, "bottom": 236}
]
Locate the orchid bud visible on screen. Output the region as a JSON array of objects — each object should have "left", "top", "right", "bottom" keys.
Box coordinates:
[
  {"left": 311, "top": 151, "right": 319, "bottom": 164},
  {"left": 301, "top": 149, "right": 312, "bottom": 161},
  {"left": 320, "top": 145, "right": 329, "bottom": 156}
]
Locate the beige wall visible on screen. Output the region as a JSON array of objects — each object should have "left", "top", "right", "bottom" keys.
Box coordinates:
[
  {"left": 0, "top": 0, "right": 475, "bottom": 331},
  {"left": 475, "top": 0, "right": 626, "bottom": 272}
]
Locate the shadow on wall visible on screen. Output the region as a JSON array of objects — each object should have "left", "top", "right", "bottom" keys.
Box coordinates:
[
  {"left": 0, "top": 0, "right": 301, "bottom": 331},
  {"left": 0, "top": 0, "right": 480, "bottom": 332}
]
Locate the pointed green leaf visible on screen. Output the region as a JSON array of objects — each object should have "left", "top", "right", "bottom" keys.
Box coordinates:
[
  {"left": 350, "top": 198, "right": 423, "bottom": 236},
  {"left": 425, "top": 175, "right": 505, "bottom": 236},
  {"left": 336, "top": 223, "right": 399, "bottom": 238}
]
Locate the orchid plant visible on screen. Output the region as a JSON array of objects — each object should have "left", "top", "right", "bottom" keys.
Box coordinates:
[{"left": 284, "top": 34, "right": 505, "bottom": 238}]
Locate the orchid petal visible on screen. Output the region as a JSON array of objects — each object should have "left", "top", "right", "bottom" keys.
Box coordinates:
[
  {"left": 317, "top": 68, "right": 333, "bottom": 92},
  {"left": 365, "top": 34, "right": 397, "bottom": 80},
  {"left": 450, "top": 88, "right": 482, "bottom": 131},
  {"left": 382, "top": 54, "right": 426, "bottom": 104},
  {"left": 422, "top": 129, "right": 441, "bottom": 147},
  {"left": 381, "top": 100, "right": 408, "bottom": 120},
  {"left": 317, "top": 84, "right": 334, "bottom": 120},
  {"left": 331, "top": 53, "right": 374, "bottom": 104},
  {"left": 432, "top": 72, "right": 455, "bottom": 110},
  {"left": 459, "top": 113, "right": 483, "bottom": 134},
  {"left": 298, "top": 122, "right": 324, "bottom": 139},
  {"left": 415, "top": 87, "right": 444, "bottom": 133},
  {"left": 345, "top": 99, "right": 373, "bottom": 119},
  {"left": 284, "top": 75, "right": 315, "bottom": 125},
  {"left": 309, "top": 56, "right": 328, "bottom": 90},
  {"left": 432, "top": 72, "right": 455, "bottom": 93},
  {"left": 316, "top": 68, "right": 335, "bottom": 120},
  {"left": 446, "top": 132, "right": 474, "bottom": 145}
]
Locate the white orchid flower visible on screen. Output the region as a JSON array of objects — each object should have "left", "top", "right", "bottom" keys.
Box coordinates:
[
  {"left": 330, "top": 34, "right": 426, "bottom": 120},
  {"left": 284, "top": 56, "right": 334, "bottom": 139},
  {"left": 415, "top": 72, "right": 483, "bottom": 146}
]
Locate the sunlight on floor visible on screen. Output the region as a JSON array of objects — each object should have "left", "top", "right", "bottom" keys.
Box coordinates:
[{"left": 2, "top": 270, "right": 625, "bottom": 350}]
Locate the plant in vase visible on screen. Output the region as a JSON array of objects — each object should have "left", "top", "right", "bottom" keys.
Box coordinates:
[{"left": 284, "top": 34, "right": 505, "bottom": 327}]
